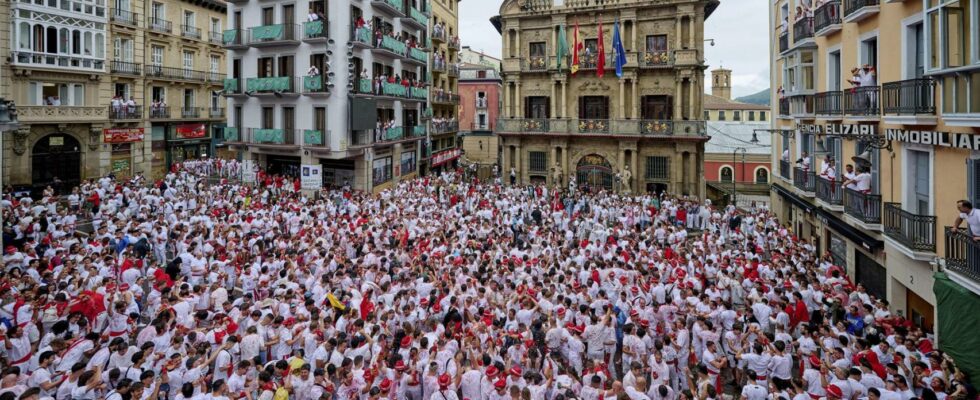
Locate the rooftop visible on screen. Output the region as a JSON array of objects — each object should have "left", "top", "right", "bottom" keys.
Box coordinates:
[
  {"left": 703, "top": 94, "right": 769, "bottom": 111},
  {"left": 705, "top": 121, "right": 772, "bottom": 155}
]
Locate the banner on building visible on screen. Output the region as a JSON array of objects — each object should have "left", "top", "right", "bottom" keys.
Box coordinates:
[
  {"left": 431, "top": 148, "right": 462, "bottom": 167},
  {"left": 885, "top": 129, "right": 980, "bottom": 151},
  {"left": 176, "top": 124, "right": 207, "bottom": 139},
  {"left": 242, "top": 159, "right": 257, "bottom": 184},
  {"left": 301, "top": 164, "right": 322, "bottom": 190},
  {"left": 103, "top": 128, "right": 145, "bottom": 143}
]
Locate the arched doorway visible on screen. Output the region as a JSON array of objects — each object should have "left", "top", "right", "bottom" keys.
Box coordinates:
[
  {"left": 32, "top": 133, "right": 81, "bottom": 195},
  {"left": 576, "top": 154, "right": 613, "bottom": 191}
]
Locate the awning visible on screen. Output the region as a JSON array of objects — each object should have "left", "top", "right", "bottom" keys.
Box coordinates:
[{"left": 771, "top": 183, "right": 884, "bottom": 252}]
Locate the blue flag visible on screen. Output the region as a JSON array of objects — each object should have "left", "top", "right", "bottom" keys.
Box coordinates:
[{"left": 613, "top": 19, "right": 627, "bottom": 78}]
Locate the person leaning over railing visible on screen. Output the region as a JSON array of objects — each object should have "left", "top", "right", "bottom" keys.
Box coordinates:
[{"left": 952, "top": 200, "right": 980, "bottom": 242}]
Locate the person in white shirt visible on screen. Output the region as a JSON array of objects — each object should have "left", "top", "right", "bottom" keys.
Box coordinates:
[
  {"left": 741, "top": 370, "right": 768, "bottom": 400},
  {"left": 953, "top": 200, "right": 980, "bottom": 239}
]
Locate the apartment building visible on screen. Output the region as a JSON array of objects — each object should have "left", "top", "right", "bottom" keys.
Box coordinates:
[
  {"left": 459, "top": 64, "right": 501, "bottom": 167},
  {"left": 769, "top": 0, "right": 980, "bottom": 358},
  {"left": 459, "top": 46, "right": 502, "bottom": 72},
  {"left": 222, "top": 0, "right": 430, "bottom": 191},
  {"left": 427, "top": 0, "right": 460, "bottom": 173},
  {"left": 703, "top": 68, "right": 772, "bottom": 191},
  {"left": 493, "top": 0, "right": 717, "bottom": 195}
]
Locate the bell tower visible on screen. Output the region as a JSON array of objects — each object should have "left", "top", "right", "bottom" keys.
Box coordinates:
[{"left": 711, "top": 67, "right": 732, "bottom": 100}]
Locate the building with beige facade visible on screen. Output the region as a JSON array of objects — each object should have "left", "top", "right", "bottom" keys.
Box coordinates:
[
  {"left": 769, "top": 0, "right": 980, "bottom": 364},
  {"left": 1, "top": 0, "right": 226, "bottom": 192},
  {"left": 427, "top": 0, "right": 461, "bottom": 172},
  {"left": 493, "top": 0, "right": 717, "bottom": 196},
  {"left": 459, "top": 46, "right": 502, "bottom": 72}
]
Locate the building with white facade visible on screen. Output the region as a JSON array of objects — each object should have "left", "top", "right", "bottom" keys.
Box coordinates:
[{"left": 222, "top": 0, "right": 430, "bottom": 191}]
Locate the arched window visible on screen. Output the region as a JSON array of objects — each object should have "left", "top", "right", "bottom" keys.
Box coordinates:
[
  {"left": 72, "top": 30, "right": 81, "bottom": 54},
  {"left": 720, "top": 166, "right": 734, "bottom": 182},
  {"left": 46, "top": 26, "right": 58, "bottom": 53},
  {"left": 83, "top": 31, "right": 93, "bottom": 55},
  {"left": 755, "top": 168, "right": 769, "bottom": 184},
  {"left": 32, "top": 24, "right": 45, "bottom": 52},
  {"left": 59, "top": 28, "right": 69, "bottom": 53}
]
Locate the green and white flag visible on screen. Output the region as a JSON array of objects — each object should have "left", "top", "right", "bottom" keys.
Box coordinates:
[{"left": 556, "top": 24, "right": 569, "bottom": 73}]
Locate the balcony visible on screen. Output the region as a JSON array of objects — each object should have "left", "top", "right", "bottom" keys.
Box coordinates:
[
  {"left": 433, "top": 59, "right": 448, "bottom": 75},
  {"left": 944, "top": 227, "right": 980, "bottom": 282},
  {"left": 815, "top": 176, "right": 843, "bottom": 209},
  {"left": 179, "top": 107, "right": 202, "bottom": 119},
  {"left": 522, "top": 55, "right": 549, "bottom": 72},
  {"left": 111, "top": 10, "right": 139, "bottom": 27},
  {"left": 779, "top": 159, "right": 791, "bottom": 180},
  {"left": 432, "top": 92, "right": 460, "bottom": 105},
  {"left": 303, "top": 20, "right": 329, "bottom": 42},
  {"left": 884, "top": 203, "right": 937, "bottom": 256},
  {"left": 639, "top": 51, "right": 672, "bottom": 68},
  {"left": 431, "top": 29, "right": 446, "bottom": 44},
  {"left": 789, "top": 94, "right": 815, "bottom": 118},
  {"left": 842, "top": 86, "right": 880, "bottom": 118},
  {"left": 578, "top": 53, "right": 613, "bottom": 71},
  {"left": 382, "top": 126, "right": 404, "bottom": 141},
  {"left": 11, "top": 51, "right": 105, "bottom": 73},
  {"left": 410, "top": 87, "right": 428, "bottom": 100},
  {"left": 371, "top": 0, "right": 405, "bottom": 17},
  {"left": 302, "top": 75, "right": 331, "bottom": 96},
  {"left": 779, "top": 97, "right": 790, "bottom": 117},
  {"left": 248, "top": 24, "right": 300, "bottom": 47},
  {"left": 108, "top": 105, "right": 142, "bottom": 120},
  {"left": 111, "top": 60, "right": 142, "bottom": 76},
  {"left": 815, "top": 90, "right": 843, "bottom": 117},
  {"left": 793, "top": 17, "right": 815, "bottom": 48},
  {"left": 350, "top": 26, "right": 373, "bottom": 49},
  {"left": 469, "top": 122, "right": 492, "bottom": 132},
  {"left": 181, "top": 25, "right": 202, "bottom": 40},
  {"left": 207, "top": 72, "right": 226, "bottom": 84},
  {"left": 778, "top": 32, "right": 789, "bottom": 54},
  {"left": 148, "top": 106, "right": 172, "bottom": 119},
  {"left": 247, "top": 128, "right": 299, "bottom": 147},
  {"left": 411, "top": 125, "right": 427, "bottom": 137},
  {"left": 844, "top": 187, "right": 882, "bottom": 227},
  {"left": 18, "top": 106, "right": 108, "bottom": 123},
  {"left": 209, "top": 31, "right": 223, "bottom": 45},
  {"left": 476, "top": 98, "right": 488, "bottom": 109},
  {"left": 448, "top": 37, "right": 460, "bottom": 52},
  {"left": 814, "top": 1, "right": 842, "bottom": 36},
  {"left": 843, "top": 0, "right": 879, "bottom": 23},
  {"left": 449, "top": 64, "right": 460, "bottom": 78},
  {"left": 145, "top": 66, "right": 207, "bottom": 82},
  {"left": 494, "top": 119, "right": 706, "bottom": 137},
  {"left": 223, "top": 29, "right": 247, "bottom": 49},
  {"left": 432, "top": 121, "right": 459, "bottom": 135},
  {"left": 402, "top": 8, "right": 428, "bottom": 30},
  {"left": 406, "top": 48, "right": 428, "bottom": 65},
  {"left": 793, "top": 167, "right": 815, "bottom": 195},
  {"left": 223, "top": 78, "right": 244, "bottom": 95},
  {"left": 147, "top": 17, "right": 172, "bottom": 34},
  {"left": 303, "top": 129, "right": 328, "bottom": 147},
  {"left": 224, "top": 127, "right": 241, "bottom": 142},
  {"left": 209, "top": 107, "right": 225, "bottom": 119},
  {"left": 882, "top": 78, "right": 937, "bottom": 125},
  {"left": 374, "top": 35, "right": 408, "bottom": 58},
  {"left": 245, "top": 76, "right": 297, "bottom": 95}
]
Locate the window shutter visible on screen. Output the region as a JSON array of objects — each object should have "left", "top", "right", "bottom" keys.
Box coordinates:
[
  {"left": 969, "top": 159, "right": 980, "bottom": 207},
  {"left": 545, "top": 99, "right": 551, "bottom": 119}
]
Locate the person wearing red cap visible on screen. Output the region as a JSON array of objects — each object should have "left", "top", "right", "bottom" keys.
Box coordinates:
[
  {"left": 433, "top": 374, "right": 458, "bottom": 400},
  {"left": 825, "top": 384, "right": 845, "bottom": 400},
  {"left": 802, "top": 354, "right": 827, "bottom": 399}
]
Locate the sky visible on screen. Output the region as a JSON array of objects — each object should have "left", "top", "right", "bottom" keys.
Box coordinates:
[{"left": 457, "top": 0, "right": 771, "bottom": 98}]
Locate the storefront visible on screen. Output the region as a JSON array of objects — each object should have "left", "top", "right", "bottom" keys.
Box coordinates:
[
  {"left": 267, "top": 156, "right": 301, "bottom": 177},
  {"left": 104, "top": 128, "right": 145, "bottom": 179},
  {"left": 431, "top": 148, "right": 461, "bottom": 172},
  {"left": 165, "top": 123, "right": 212, "bottom": 166}
]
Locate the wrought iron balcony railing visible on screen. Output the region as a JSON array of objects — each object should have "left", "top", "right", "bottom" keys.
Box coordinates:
[{"left": 884, "top": 203, "right": 937, "bottom": 253}]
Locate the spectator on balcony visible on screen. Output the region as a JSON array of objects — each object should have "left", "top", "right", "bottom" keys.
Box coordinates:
[
  {"left": 307, "top": 10, "right": 319, "bottom": 21},
  {"left": 820, "top": 156, "right": 837, "bottom": 181},
  {"left": 953, "top": 201, "right": 980, "bottom": 241},
  {"left": 111, "top": 95, "right": 123, "bottom": 115},
  {"left": 842, "top": 164, "right": 857, "bottom": 190},
  {"left": 842, "top": 165, "right": 872, "bottom": 194},
  {"left": 355, "top": 16, "right": 366, "bottom": 29},
  {"left": 126, "top": 96, "right": 137, "bottom": 116},
  {"left": 46, "top": 96, "right": 61, "bottom": 106},
  {"left": 307, "top": 64, "right": 320, "bottom": 76}
]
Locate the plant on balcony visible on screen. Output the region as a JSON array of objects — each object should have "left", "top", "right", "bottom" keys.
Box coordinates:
[{"left": 304, "top": 130, "right": 323, "bottom": 145}]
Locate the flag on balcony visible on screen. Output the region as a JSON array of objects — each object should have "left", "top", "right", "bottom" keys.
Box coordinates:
[
  {"left": 571, "top": 20, "right": 582, "bottom": 75},
  {"left": 556, "top": 24, "right": 569, "bottom": 73},
  {"left": 596, "top": 18, "right": 605, "bottom": 78},
  {"left": 613, "top": 19, "right": 626, "bottom": 78}
]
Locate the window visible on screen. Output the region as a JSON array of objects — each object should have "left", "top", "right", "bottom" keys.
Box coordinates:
[
  {"left": 114, "top": 83, "right": 131, "bottom": 99},
  {"left": 828, "top": 50, "right": 841, "bottom": 90},
  {"left": 183, "top": 89, "right": 194, "bottom": 108},
  {"left": 529, "top": 42, "right": 546, "bottom": 56},
  {"left": 720, "top": 167, "right": 734, "bottom": 182},
  {"left": 907, "top": 150, "right": 931, "bottom": 214},
  {"left": 755, "top": 168, "right": 769, "bottom": 184},
  {"left": 861, "top": 36, "right": 878, "bottom": 71},
  {"left": 372, "top": 157, "right": 393, "bottom": 185},
  {"left": 645, "top": 156, "right": 669, "bottom": 180},
  {"left": 262, "top": 107, "right": 274, "bottom": 128},
  {"left": 210, "top": 55, "right": 220, "bottom": 74},
  {"left": 152, "top": 86, "right": 165, "bottom": 102},
  {"left": 584, "top": 39, "right": 598, "bottom": 54},
  {"left": 477, "top": 70, "right": 487, "bottom": 78},
  {"left": 718, "top": 110, "right": 726, "bottom": 121},
  {"left": 925, "top": 1, "right": 973, "bottom": 71},
  {"left": 578, "top": 96, "right": 609, "bottom": 119},
  {"left": 151, "top": 2, "right": 164, "bottom": 20},
  {"left": 829, "top": 233, "right": 847, "bottom": 267},
  {"left": 760, "top": 111, "right": 767, "bottom": 121},
  {"left": 529, "top": 151, "right": 547, "bottom": 172},
  {"left": 855, "top": 141, "right": 880, "bottom": 193},
  {"left": 734, "top": 111, "right": 741, "bottom": 121},
  {"left": 183, "top": 11, "right": 195, "bottom": 27},
  {"left": 941, "top": 72, "right": 980, "bottom": 113},
  {"left": 211, "top": 18, "right": 221, "bottom": 34},
  {"left": 183, "top": 51, "right": 194, "bottom": 71},
  {"left": 969, "top": 157, "right": 980, "bottom": 207},
  {"left": 640, "top": 96, "right": 672, "bottom": 120},
  {"left": 748, "top": 111, "right": 755, "bottom": 121},
  {"left": 525, "top": 96, "right": 549, "bottom": 118},
  {"left": 151, "top": 46, "right": 163, "bottom": 66},
  {"left": 645, "top": 35, "right": 667, "bottom": 52},
  {"left": 801, "top": 132, "right": 815, "bottom": 156},
  {"left": 704, "top": 111, "right": 711, "bottom": 120},
  {"left": 114, "top": 38, "right": 134, "bottom": 62},
  {"left": 211, "top": 91, "right": 220, "bottom": 110},
  {"left": 782, "top": 50, "right": 816, "bottom": 93},
  {"left": 401, "top": 151, "right": 417, "bottom": 175}
]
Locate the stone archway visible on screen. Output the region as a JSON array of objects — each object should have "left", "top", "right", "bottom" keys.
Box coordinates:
[
  {"left": 32, "top": 133, "right": 82, "bottom": 195},
  {"left": 576, "top": 153, "right": 614, "bottom": 191}
]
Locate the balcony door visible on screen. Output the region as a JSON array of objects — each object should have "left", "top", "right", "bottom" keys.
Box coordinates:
[
  {"left": 282, "top": 4, "right": 294, "bottom": 38},
  {"left": 906, "top": 149, "right": 931, "bottom": 215},
  {"left": 640, "top": 95, "right": 672, "bottom": 120},
  {"left": 262, "top": 107, "right": 274, "bottom": 129},
  {"left": 524, "top": 96, "right": 549, "bottom": 119},
  {"left": 262, "top": 7, "right": 274, "bottom": 25},
  {"left": 578, "top": 96, "right": 609, "bottom": 119},
  {"left": 278, "top": 55, "right": 294, "bottom": 77},
  {"left": 183, "top": 89, "right": 195, "bottom": 110},
  {"left": 258, "top": 57, "right": 274, "bottom": 77},
  {"left": 234, "top": 11, "right": 242, "bottom": 30}
]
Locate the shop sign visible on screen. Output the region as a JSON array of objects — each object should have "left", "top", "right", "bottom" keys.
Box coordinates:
[
  {"left": 431, "top": 148, "right": 462, "bottom": 167},
  {"left": 885, "top": 129, "right": 980, "bottom": 151},
  {"left": 176, "top": 124, "right": 207, "bottom": 139},
  {"left": 798, "top": 123, "right": 876, "bottom": 136},
  {"left": 103, "top": 128, "right": 145, "bottom": 143},
  {"left": 301, "top": 164, "right": 322, "bottom": 190},
  {"left": 112, "top": 159, "right": 131, "bottom": 173}
]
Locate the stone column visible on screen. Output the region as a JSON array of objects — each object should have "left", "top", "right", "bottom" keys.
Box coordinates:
[
  {"left": 516, "top": 82, "right": 522, "bottom": 118},
  {"left": 515, "top": 143, "right": 522, "bottom": 185},
  {"left": 632, "top": 79, "right": 639, "bottom": 119},
  {"left": 551, "top": 146, "right": 558, "bottom": 185},
  {"left": 631, "top": 20, "right": 637, "bottom": 51},
  {"left": 503, "top": 143, "right": 511, "bottom": 173},
  {"left": 551, "top": 81, "right": 557, "bottom": 118},
  {"left": 560, "top": 80, "right": 567, "bottom": 118},
  {"left": 688, "top": 77, "right": 696, "bottom": 120},
  {"left": 674, "top": 79, "right": 683, "bottom": 120},
  {"left": 675, "top": 18, "right": 682, "bottom": 49},
  {"left": 503, "top": 83, "right": 510, "bottom": 118},
  {"left": 688, "top": 15, "right": 695, "bottom": 49},
  {"left": 619, "top": 79, "right": 626, "bottom": 119}
]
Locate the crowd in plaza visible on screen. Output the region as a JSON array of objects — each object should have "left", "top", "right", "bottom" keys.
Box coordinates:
[{"left": 0, "top": 160, "right": 976, "bottom": 400}]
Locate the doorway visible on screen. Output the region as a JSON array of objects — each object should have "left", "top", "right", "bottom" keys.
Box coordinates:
[
  {"left": 32, "top": 133, "right": 82, "bottom": 195},
  {"left": 576, "top": 154, "right": 613, "bottom": 191}
]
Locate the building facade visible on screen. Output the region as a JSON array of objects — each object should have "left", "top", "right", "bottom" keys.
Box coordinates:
[
  {"left": 427, "top": 0, "right": 460, "bottom": 173},
  {"left": 494, "top": 0, "right": 717, "bottom": 195},
  {"left": 0, "top": 0, "right": 225, "bottom": 192},
  {"left": 222, "top": 0, "right": 430, "bottom": 192},
  {"left": 768, "top": 0, "right": 980, "bottom": 348},
  {"left": 459, "top": 63, "right": 501, "bottom": 166},
  {"left": 704, "top": 69, "right": 769, "bottom": 123},
  {"left": 703, "top": 67, "right": 772, "bottom": 185},
  {"left": 459, "top": 46, "right": 502, "bottom": 72}
]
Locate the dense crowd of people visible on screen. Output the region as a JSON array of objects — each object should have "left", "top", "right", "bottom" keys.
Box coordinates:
[{"left": 0, "top": 160, "right": 975, "bottom": 400}]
